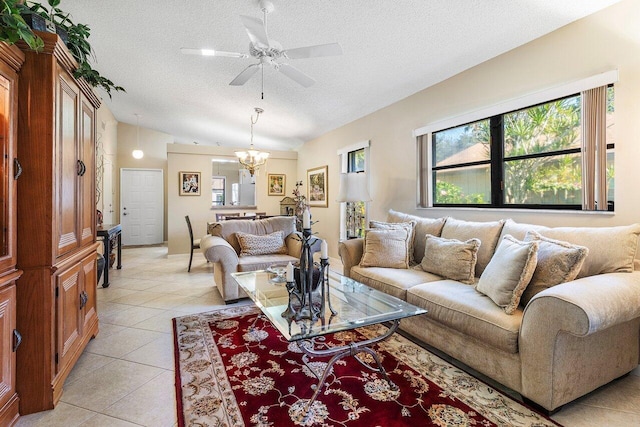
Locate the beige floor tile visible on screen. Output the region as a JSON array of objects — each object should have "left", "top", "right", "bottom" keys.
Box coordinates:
[
  {"left": 112, "top": 278, "right": 162, "bottom": 291},
  {"left": 96, "top": 287, "right": 138, "bottom": 302},
  {"left": 15, "top": 402, "right": 96, "bottom": 427},
  {"left": 85, "top": 327, "right": 166, "bottom": 358},
  {"left": 110, "top": 290, "right": 170, "bottom": 306},
  {"left": 78, "top": 414, "right": 142, "bottom": 427},
  {"left": 60, "top": 359, "right": 165, "bottom": 412},
  {"left": 96, "top": 301, "right": 133, "bottom": 317},
  {"left": 99, "top": 305, "right": 165, "bottom": 327},
  {"left": 93, "top": 322, "right": 127, "bottom": 339},
  {"left": 132, "top": 310, "right": 185, "bottom": 333},
  {"left": 64, "top": 352, "right": 117, "bottom": 386},
  {"left": 103, "top": 370, "right": 177, "bottom": 427},
  {"left": 569, "top": 374, "right": 640, "bottom": 414},
  {"left": 121, "top": 333, "right": 175, "bottom": 370},
  {"left": 138, "top": 293, "right": 198, "bottom": 310}
]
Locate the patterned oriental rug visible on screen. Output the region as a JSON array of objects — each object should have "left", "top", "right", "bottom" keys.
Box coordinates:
[{"left": 173, "top": 305, "right": 560, "bottom": 427}]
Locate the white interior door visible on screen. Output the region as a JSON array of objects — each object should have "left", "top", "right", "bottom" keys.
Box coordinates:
[{"left": 120, "top": 168, "right": 163, "bottom": 245}]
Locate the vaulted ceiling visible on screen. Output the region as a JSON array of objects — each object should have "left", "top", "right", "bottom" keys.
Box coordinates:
[{"left": 62, "top": 0, "right": 620, "bottom": 151}]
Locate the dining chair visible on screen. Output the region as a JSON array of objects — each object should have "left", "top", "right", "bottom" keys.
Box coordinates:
[{"left": 185, "top": 215, "right": 200, "bottom": 272}]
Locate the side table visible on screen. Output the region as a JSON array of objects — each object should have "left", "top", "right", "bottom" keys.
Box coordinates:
[{"left": 97, "top": 223, "right": 122, "bottom": 288}]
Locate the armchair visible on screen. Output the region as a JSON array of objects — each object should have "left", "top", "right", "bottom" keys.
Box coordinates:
[{"left": 201, "top": 216, "right": 303, "bottom": 303}]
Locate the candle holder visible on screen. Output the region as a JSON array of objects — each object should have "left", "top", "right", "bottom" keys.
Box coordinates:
[{"left": 281, "top": 227, "right": 337, "bottom": 323}]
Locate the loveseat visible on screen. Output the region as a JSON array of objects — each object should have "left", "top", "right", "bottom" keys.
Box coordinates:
[
  {"left": 338, "top": 209, "right": 640, "bottom": 412},
  {"left": 201, "top": 216, "right": 302, "bottom": 303}
]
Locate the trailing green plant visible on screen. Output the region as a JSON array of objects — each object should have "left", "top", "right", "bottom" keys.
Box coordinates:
[
  {"left": 0, "top": 0, "right": 44, "bottom": 50},
  {"left": 22, "top": 0, "right": 125, "bottom": 98}
]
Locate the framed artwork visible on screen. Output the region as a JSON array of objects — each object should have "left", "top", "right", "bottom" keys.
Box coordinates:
[
  {"left": 307, "top": 165, "right": 328, "bottom": 207},
  {"left": 179, "top": 171, "right": 201, "bottom": 196},
  {"left": 268, "top": 173, "right": 286, "bottom": 196}
]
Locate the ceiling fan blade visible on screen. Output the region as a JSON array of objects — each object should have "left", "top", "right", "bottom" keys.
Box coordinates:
[
  {"left": 283, "top": 43, "right": 343, "bottom": 59},
  {"left": 181, "top": 48, "right": 247, "bottom": 58},
  {"left": 240, "top": 15, "right": 270, "bottom": 48},
  {"left": 229, "top": 64, "right": 261, "bottom": 86},
  {"left": 277, "top": 63, "right": 315, "bottom": 88}
]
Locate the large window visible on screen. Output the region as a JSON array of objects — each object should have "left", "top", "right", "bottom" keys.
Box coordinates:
[
  {"left": 346, "top": 148, "right": 366, "bottom": 238},
  {"left": 429, "top": 86, "right": 614, "bottom": 210},
  {"left": 211, "top": 176, "right": 225, "bottom": 206}
]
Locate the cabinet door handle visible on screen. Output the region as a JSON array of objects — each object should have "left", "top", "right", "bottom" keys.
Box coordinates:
[
  {"left": 79, "top": 291, "right": 88, "bottom": 309},
  {"left": 77, "top": 160, "right": 83, "bottom": 176},
  {"left": 13, "top": 329, "right": 22, "bottom": 352},
  {"left": 81, "top": 161, "right": 87, "bottom": 176},
  {"left": 14, "top": 158, "right": 22, "bottom": 180}
]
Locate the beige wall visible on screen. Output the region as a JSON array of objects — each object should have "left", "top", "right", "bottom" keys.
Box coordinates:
[
  {"left": 167, "top": 144, "right": 298, "bottom": 254},
  {"left": 299, "top": 0, "right": 640, "bottom": 259},
  {"left": 96, "top": 105, "right": 118, "bottom": 225},
  {"left": 116, "top": 122, "right": 172, "bottom": 240}
]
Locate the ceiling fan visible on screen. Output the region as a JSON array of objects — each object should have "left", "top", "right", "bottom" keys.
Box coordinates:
[{"left": 181, "top": 0, "right": 342, "bottom": 95}]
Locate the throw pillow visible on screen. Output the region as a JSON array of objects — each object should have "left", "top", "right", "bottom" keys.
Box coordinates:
[
  {"left": 369, "top": 220, "right": 417, "bottom": 265},
  {"left": 236, "top": 230, "right": 288, "bottom": 256},
  {"left": 359, "top": 228, "right": 411, "bottom": 269},
  {"left": 476, "top": 235, "right": 539, "bottom": 315},
  {"left": 520, "top": 231, "right": 589, "bottom": 306},
  {"left": 387, "top": 210, "right": 447, "bottom": 262},
  {"left": 538, "top": 224, "right": 640, "bottom": 278},
  {"left": 440, "top": 218, "right": 506, "bottom": 276},
  {"left": 420, "top": 235, "right": 480, "bottom": 284}
]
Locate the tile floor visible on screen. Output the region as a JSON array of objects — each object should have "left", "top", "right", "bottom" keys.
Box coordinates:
[{"left": 15, "top": 245, "right": 640, "bottom": 426}]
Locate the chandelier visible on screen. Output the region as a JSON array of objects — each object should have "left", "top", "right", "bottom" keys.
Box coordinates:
[{"left": 235, "top": 107, "right": 269, "bottom": 176}]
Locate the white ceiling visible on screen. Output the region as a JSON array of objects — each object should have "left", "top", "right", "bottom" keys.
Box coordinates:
[{"left": 62, "top": 0, "right": 620, "bottom": 151}]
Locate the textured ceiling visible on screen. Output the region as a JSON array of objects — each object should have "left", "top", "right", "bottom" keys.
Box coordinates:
[{"left": 61, "top": 0, "right": 620, "bottom": 151}]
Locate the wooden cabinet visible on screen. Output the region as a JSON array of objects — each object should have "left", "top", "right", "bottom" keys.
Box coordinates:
[
  {"left": 16, "top": 32, "right": 101, "bottom": 415},
  {"left": 0, "top": 42, "right": 24, "bottom": 427}
]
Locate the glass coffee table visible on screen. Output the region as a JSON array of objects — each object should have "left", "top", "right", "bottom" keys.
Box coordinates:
[{"left": 231, "top": 269, "right": 427, "bottom": 412}]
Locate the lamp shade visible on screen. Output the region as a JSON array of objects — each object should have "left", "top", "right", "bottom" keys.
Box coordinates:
[{"left": 337, "top": 172, "right": 371, "bottom": 202}]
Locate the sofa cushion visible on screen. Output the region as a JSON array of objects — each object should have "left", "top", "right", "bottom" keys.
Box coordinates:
[
  {"left": 237, "top": 254, "right": 299, "bottom": 272},
  {"left": 539, "top": 224, "right": 640, "bottom": 278},
  {"left": 407, "top": 280, "right": 523, "bottom": 354},
  {"left": 370, "top": 220, "right": 417, "bottom": 265},
  {"left": 476, "top": 235, "right": 539, "bottom": 315},
  {"left": 441, "top": 218, "right": 505, "bottom": 276},
  {"left": 387, "top": 210, "right": 447, "bottom": 264},
  {"left": 420, "top": 235, "right": 480, "bottom": 284},
  {"left": 236, "top": 230, "right": 288, "bottom": 256},
  {"left": 350, "top": 265, "right": 443, "bottom": 300},
  {"left": 360, "top": 227, "right": 412, "bottom": 269},
  {"left": 499, "top": 219, "right": 548, "bottom": 241},
  {"left": 210, "top": 216, "right": 296, "bottom": 254},
  {"left": 520, "top": 231, "right": 589, "bottom": 306}
]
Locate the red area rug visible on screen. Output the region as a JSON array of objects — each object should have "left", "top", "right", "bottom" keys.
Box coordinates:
[{"left": 173, "top": 305, "right": 559, "bottom": 426}]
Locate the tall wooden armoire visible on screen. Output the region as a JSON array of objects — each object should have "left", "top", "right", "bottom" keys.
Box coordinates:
[
  {"left": 16, "top": 32, "right": 100, "bottom": 415},
  {"left": 0, "top": 42, "right": 25, "bottom": 426}
]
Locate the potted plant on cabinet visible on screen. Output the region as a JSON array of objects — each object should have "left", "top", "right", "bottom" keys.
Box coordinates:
[
  {"left": 12, "top": 0, "right": 125, "bottom": 98},
  {"left": 0, "top": 0, "right": 43, "bottom": 50}
]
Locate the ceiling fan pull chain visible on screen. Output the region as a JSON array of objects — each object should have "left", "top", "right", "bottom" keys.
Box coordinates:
[{"left": 261, "top": 65, "right": 264, "bottom": 99}]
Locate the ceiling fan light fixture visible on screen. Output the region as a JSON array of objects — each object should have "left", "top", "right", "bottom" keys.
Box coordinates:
[{"left": 201, "top": 49, "right": 216, "bottom": 56}]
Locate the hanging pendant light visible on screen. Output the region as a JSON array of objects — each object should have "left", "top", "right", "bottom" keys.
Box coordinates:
[
  {"left": 132, "top": 114, "right": 144, "bottom": 159},
  {"left": 235, "top": 107, "right": 269, "bottom": 176}
]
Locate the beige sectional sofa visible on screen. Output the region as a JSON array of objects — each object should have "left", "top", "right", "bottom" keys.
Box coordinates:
[{"left": 338, "top": 210, "right": 640, "bottom": 412}]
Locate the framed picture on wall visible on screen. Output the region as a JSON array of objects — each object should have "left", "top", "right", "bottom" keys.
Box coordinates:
[
  {"left": 179, "top": 171, "right": 201, "bottom": 196},
  {"left": 268, "top": 173, "right": 286, "bottom": 196},
  {"left": 307, "top": 165, "right": 328, "bottom": 207}
]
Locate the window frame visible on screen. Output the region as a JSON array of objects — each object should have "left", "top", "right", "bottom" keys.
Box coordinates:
[{"left": 415, "top": 71, "right": 617, "bottom": 211}]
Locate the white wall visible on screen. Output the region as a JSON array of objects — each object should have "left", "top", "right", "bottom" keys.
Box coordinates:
[
  {"left": 167, "top": 144, "right": 298, "bottom": 254},
  {"left": 298, "top": 0, "right": 640, "bottom": 259}
]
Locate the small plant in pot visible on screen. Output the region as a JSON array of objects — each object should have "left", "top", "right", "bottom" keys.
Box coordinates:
[
  {"left": 0, "top": 0, "right": 44, "bottom": 50},
  {"left": 17, "top": 0, "right": 125, "bottom": 98}
]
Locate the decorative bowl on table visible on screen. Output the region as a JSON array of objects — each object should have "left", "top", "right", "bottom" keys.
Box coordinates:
[{"left": 267, "top": 264, "right": 288, "bottom": 283}]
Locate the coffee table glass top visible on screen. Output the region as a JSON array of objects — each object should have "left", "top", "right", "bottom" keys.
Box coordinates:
[{"left": 231, "top": 269, "right": 427, "bottom": 341}]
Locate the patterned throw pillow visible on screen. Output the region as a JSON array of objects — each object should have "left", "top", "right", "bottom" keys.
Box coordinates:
[
  {"left": 420, "top": 235, "right": 480, "bottom": 284},
  {"left": 236, "top": 230, "right": 288, "bottom": 256},
  {"left": 359, "top": 228, "right": 411, "bottom": 269},
  {"left": 520, "top": 231, "right": 589, "bottom": 306},
  {"left": 369, "top": 220, "right": 417, "bottom": 265},
  {"left": 476, "top": 235, "right": 539, "bottom": 315}
]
